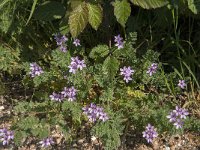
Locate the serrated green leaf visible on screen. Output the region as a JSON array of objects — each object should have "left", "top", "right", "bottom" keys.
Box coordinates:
[
  {"left": 33, "top": 71, "right": 50, "bottom": 87},
  {"left": 89, "top": 45, "right": 109, "bottom": 59},
  {"left": 31, "top": 125, "right": 49, "bottom": 139},
  {"left": 87, "top": 3, "right": 103, "bottom": 30},
  {"left": 102, "top": 56, "right": 120, "bottom": 81},
  {"left": 113, "top": 0, "right": 131, "bottom": 27},
  {"left": 18, "top": 116, "right": 39, "bottom": 130},
  {"left": 188, "top": 0, "right": 200, "bottom": 14},
  {"left": 0, "top": 46, "right": 20, "bottom": 73},
  {"left": 62, "top": 101, "right": 82, "bottom": 123},
  {"left": 51, "top": 49, "right": 71, "bottom": 68},
  {"left": 14, "top": 130, "right": 27, "bottom": 146},
  {"left": 33, "top": 1, "right": 66, "bottom": 21},
  {"left": 130, "top": 0, "right": 168, "bottom": 9},
  {"left": 69, "top": 2, "right": 88, "bottom": 37}
]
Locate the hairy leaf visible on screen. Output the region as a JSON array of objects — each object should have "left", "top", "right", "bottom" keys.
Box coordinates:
[
  {"left": 14, "top": 130, "right": 27, "bottom": 146},
  {"left": 17, "top": 116, "right": 39, "bottom": 130},
  {"left": 87, "top": 3, "right": 103, "bottom": 30},
  {"left": 113, "top": 0, "right": 131, "bottom": 27},
  {"left": 89, "top": 45, "right": 109, "bottom": 59},
  {"left": 103, "top": 56, "right": 120, "bottom": 81},
  {"left": 130, "top": 0, "right": 168, "bottom": 9},
  {"left": 69, "top": 2, "right": 88, "bottom": 37}
]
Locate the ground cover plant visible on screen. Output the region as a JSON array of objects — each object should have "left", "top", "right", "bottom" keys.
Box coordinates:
[{"left": 0, "top": 0, "right": 200, "bottom": 149}]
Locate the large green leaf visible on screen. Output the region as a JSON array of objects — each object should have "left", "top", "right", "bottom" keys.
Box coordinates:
[
  {"left": 188, "top": 0, "right": 200, "bottom": 14},
  {"left": 87, "top": 3, "right": 103, "bottom": 30},
  {"left": 130, "top": 0, "right": 168, "bottom": 9},
  {"left": 69, "top": 2, "right": 88, "bottom": 37},
  {"left": 113, "top": 0, "right": 131, "bottom": 27},
  {"left": 33, "top": 1, "right": 66, "bottom": 21}
]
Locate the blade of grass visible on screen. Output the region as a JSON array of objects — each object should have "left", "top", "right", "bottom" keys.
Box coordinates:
[
  {"left": 173, "top": 67, "right": 183, "bottom": 79},
  {"left": 182, "top": 60, "right": 200, "bottom": 89},
  {"left": 26, "top": 0, "right": 38, "bottom": 25}
]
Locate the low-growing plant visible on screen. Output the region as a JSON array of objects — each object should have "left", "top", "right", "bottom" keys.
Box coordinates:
[{"left": 0, "top": 32, "right": 198, "bottom": 149}]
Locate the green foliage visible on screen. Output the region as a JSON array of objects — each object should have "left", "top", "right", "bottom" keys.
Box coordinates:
[
  {"left": 26, "top": 0, "right": 38, "bottom": 24},
  {"left": 88, "top": 3, "right": 103, "bottom": 30},
  {"left": 62, "top": 101, "right": 82, "bottom": 123},
  {"left": 17, "top": 116, "right": 39, "bottom": 130},
  {"left": 113, "top": 0, "right": 131, "bottom": 27},
  {"left": 188, "top": 0, "right": 200, "bottom": 14},
  {"left": 0, "top": 45, "right": 20, "bottom": 73},
  {"left": 33, "top": 1, "right": 66, "bottom": 21},
  {"left": 89, "top": 45, "right": 109, "bottom": 59},
  {"left": 102, "top": 56, "right": 120, "bottom": 81},
  {"left": 51, "top": 49, "right": 71, "bottom": 68},
  {"left": 69, "top": 2, "right": 88, "bottom": 37},
  {"left": 130, "top": 0, "right": 169, "bottom": 9},
  {"left": 14, "top": 130, "right": 27, "bottom": 146},
  {"left": 91, "top": 112, "right": 124, "bottom": 150}
]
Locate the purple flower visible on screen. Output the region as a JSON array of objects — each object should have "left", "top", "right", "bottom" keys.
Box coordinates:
[
  {"left": 61, "top": 86, "right": 77, "bottom": 101},
  {"left": 179, "top": 108, "right": 189, "bottom": 119},
  {"left": 166, "top": 111, "right": 177, "bottom": 122},
  {"left": 173, "top": 119, "right": 184, "bottom": 129},
  {"left": 167, "top": 106, "right": 189, "bottom": 129},
  {"left": 99, "top": 112, "right": 109, "bottom": 122},
  {"left": 39, "top": 137, "right": 54, "bottom": 148},
  {"left": 146, "top": 63, "right": 158, "bottom": 76},
  {"left": 29, "top": 63, "right": 43, "bottom": 77},
  {"left": 73, "top": 39, "right": 81, "bottom": 47},
  {"left": 0, "top": 128, "right": 14, "bottom": 145},
  {"left": 54, "top": 34, "right": 68, "bottom": 46},
  {"left": 120, "top": 66, "right": 135, "bottom": 83},
  {"left": 114, "top": 35, "right": 123, "bottom": 43},
  {"left": 114, "top": 35, "right": 124, "bottom": 49},
  {"left": 68, "top": 57, "right": 86, "bottom": 74},
  {"left": 173, "top": 106, "right": 189, "bottom": 119},
  {"left": 178, "top": 80, "right": 186, "bottom": 89},
  {"left": 49, "top": 92, "right": 64, "bottom": 102},
  {"left": 142, "top": 124, "right": 158, "bottom": 143},
  {"left": 59, "top": 45, "right": 67, "bottom": 52},
  {"left": 82, "top": 103, "right": 109, "bottom": 122}
]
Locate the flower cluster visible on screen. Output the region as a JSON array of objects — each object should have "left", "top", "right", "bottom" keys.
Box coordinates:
[
  {"left": 167, "top": 106, "right": 189, "bottom": 129},
  {"left": 73, "top": 39, "right": 81, "bottom": 47},
  {"left": 68, "top": 57, "right": 86, "bottom": 74},
  {"left": 54, "top": 33, "right": 68, "bottom": 52},
  {"left": 178, "top": 80, "right": 186, "bottom": 89},
  {"left": 114, "top": 35, "right": 124, "bottom": 49},
  {"left": 61, "top": 86, "right": 77, "bottom": 101},
  {"left": 50, "top": 86, "right": 77, "bottom": 102},
  {"left": 120, "top": 66, "right": 135, "bottom": 83},
  {"left": 29, "top": 63, "right": 43, "bottom": 77},
  {"left": 39, "top": 137, "right": 54, "bottom": 148},
  {"left": 142, "top": 124, "right": 158, "bottom": 143},
  {"left": 146, "top": 63, "right": 158, "bottom": 76},
  {"left": 82, "top": 103, "right": 109, "bottom": 122},
  {"left": 0, "top": 128, "right": 14, "bottom": 145}
]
